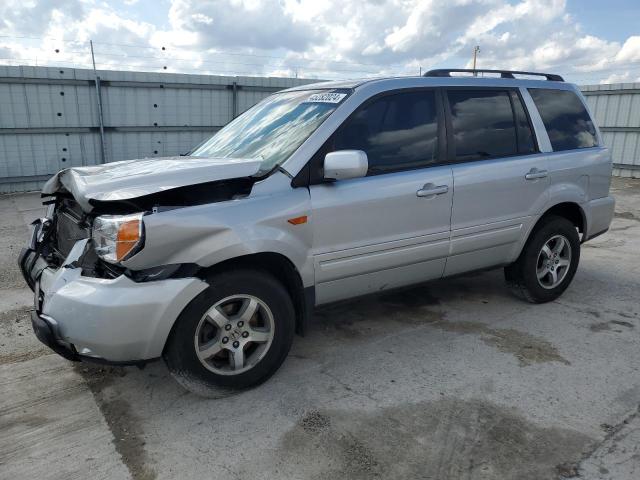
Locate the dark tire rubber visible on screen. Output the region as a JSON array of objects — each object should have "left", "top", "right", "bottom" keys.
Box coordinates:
[
  {"left": 504, "top": 215, "right": 580, "bottom": 303},
  {"left": 163, "top": 269, "right": 295, "bottom": 396}
]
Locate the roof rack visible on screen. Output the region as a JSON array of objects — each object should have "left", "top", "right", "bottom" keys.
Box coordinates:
[{"left": 424, "top": 69, "right": 564, "bottom": 82}]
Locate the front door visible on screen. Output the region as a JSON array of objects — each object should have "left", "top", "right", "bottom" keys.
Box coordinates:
[{"left": 309, "top": 89, "right": 453, "bottom": 304}]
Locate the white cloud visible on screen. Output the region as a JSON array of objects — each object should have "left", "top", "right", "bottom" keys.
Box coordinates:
[
  {"left": 166, "top": 0, "right": 314, "bottom": 51},
  {"left": 616, "top": 36, "right": 640, "bottom": 63},
  {"left": 0, "top": 0, "right": 638, "bottom": 83},
  {"left": 600, "top": 71, "right": 640, "bottom": 85}
]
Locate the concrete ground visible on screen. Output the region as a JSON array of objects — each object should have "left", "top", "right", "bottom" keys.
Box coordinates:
[{"left": 1, "top": 178, "right": 639, "bottom": 480}]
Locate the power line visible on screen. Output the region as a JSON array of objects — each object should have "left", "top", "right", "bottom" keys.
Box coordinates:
[
  {"left": 85, "top": 50, "right": 382, "bottom": 74},
  {"left": 0, "top": 56, "right": 390, "bottom": 79},
  {"left": 0, "top": 33, "right": 404, "bottom": 70}
]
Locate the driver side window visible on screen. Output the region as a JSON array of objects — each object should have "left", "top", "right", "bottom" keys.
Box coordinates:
[{"left": 332, "top": 90, "right": 439, "bottom": 175}]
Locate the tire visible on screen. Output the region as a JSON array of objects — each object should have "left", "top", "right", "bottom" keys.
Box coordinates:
[
  {"left": 504, "top": 215, "right": 580, "bottom": 303},
  {"left": 163, "top": 269, "right": 295, "bottom": 396}
]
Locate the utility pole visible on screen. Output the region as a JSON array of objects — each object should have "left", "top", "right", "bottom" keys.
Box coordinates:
[
  {"left": 472, "top": 46, "right": 480, "bottom": 76},
  {"left": 90, "top": 40, "right": 107, "bottom": 164}
]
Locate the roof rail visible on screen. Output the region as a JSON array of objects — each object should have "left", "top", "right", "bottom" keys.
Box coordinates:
[{"left": 424, "top": 69, "right": 564, "bottom": 82}]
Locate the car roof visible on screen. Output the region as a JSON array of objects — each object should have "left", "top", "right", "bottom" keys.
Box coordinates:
[
  {"left": 284, "top": 75, "right": 577, "bottom": 92},
  {"left": 284, "top": 78, "right": 374, "bottom": 91}
]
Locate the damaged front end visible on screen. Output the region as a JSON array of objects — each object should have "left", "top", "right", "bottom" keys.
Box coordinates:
[
  {"left": 18, "top": 197, "right": 114, "bottom": 290},
  {"left": 23, "top": 155, "right": 263, "bottom": 285},
  {"left": 17, "top": 154, "right": 268, "bottom": 363},
  {"left": 42, "top": 155, "right": 262, "bottom": 212}
]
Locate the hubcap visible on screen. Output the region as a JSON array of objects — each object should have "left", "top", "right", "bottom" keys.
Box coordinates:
[
  {"left": 536, "top": 234, "right": 572, "bottom": 289},
  {"left": 194, "top": 295, "right": 275, "bottom": 375}
]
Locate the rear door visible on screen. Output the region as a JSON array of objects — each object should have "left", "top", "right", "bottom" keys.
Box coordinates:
[
  {"left": 444, "top": 88, "right": 549, "bottom": 276},
  {"left": 309, "top": 89, "right": 453, "bottom": 304}
]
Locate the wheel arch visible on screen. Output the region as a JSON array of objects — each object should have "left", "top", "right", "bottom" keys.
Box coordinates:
[
  {"left": 512, "top": 201, "right": 587, "bottom": 262},
  {"left": 539, "top": 202, "right": 586, "bottom": 236}
]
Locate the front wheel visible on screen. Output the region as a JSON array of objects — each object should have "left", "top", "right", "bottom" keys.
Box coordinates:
[
  {"left": 163, "top": 269, "right": 295, "bottom": 396},
  {"left": 505, "top": 215, "right": 580, "bottom": 303}
]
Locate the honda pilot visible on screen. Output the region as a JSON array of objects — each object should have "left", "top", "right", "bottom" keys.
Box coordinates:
[{"left": 20, "top": 69, "right": 615, "bottom": 395}]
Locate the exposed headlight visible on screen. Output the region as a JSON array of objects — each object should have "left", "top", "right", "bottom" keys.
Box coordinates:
[{"left": 92, "top": 213, "right": 144, "bottom": 264}]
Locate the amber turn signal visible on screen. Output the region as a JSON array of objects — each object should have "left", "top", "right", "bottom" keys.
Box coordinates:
[
  {"left": 287, "top": 215, "right": 308, "bottom": 225},
  {"left": 116, "top": 219, "right": 142, "bottom": 261}
]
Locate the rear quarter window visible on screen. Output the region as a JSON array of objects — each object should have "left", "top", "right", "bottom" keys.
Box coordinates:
[{"left": 528, "top": 88, "right": 598, "bottom": 151}]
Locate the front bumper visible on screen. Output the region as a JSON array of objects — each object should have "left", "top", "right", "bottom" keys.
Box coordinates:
[
  {"left": 19, "top": 224, "right": 208, "bottom": 363},
  {"left": 30, "top": 310, "right": 79, "bottom": 362}
]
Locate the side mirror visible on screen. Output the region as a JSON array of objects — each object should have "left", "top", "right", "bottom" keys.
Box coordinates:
[{"left": 323, "top": 150, "right": 368, "bottom": 181}]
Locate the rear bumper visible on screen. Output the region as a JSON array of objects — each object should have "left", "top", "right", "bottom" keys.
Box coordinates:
[
  {"left": 19, "top": 231, "right": 208, "bottom": 363},
  {"left": 584, "top": 195, "right": 615, "bottom": 241}
]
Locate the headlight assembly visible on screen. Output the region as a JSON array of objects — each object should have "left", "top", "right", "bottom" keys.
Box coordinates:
[{"left": 92, "top": 213, "right": 144, "bottom": 264}]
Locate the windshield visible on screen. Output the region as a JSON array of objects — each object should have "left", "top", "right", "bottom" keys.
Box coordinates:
[{"left": 191, "top": 89, "right": 349, "bottom": 174}]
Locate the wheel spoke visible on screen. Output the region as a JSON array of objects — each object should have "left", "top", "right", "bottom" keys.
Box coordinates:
[
  {"left": 537, "top": 267, "right": 549, "bottom": 280},
  {"left": 552, "top": 237, "right": 565, "bottom": 255},
  {"left": 237, "top": 297, "right": 259, "bottom": 323},
  {"left": 205, "top": 307, "right": 228, "bottom": 329},
  {"left": 248, "top": 329, "right": 270, "bottom": 343},
  {"left": 229, "top": 347, "right": 245, "bottom": 370},
  {"left": 541, "top": 244, "right": 553, "bottom": 260},
  {"left": 549, "top": 268, "right": 558, "bottom": 286},
  {"left": 557, "top": 258, "right": 570, "bottom": 268},
  {"left": 197, "top": 339, "right": 223, "bottom": 361}
]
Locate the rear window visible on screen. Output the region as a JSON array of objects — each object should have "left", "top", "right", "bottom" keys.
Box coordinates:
[{"left": 528, "top": 88, "right": 598, "bottom": 151}]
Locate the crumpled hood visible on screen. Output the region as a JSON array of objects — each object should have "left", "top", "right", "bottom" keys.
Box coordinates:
[{"left": 42, "top": 156, "right": 262, "bottom": 211}]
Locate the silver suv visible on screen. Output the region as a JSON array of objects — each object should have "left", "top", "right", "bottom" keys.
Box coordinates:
[{"left": 20, "top": 69, "right": 615, "bottom": 395}]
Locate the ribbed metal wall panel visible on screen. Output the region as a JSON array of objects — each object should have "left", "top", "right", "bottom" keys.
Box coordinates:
[
  {"left": 6, "top": 68, "right": 638, "bottom": 192},
  {"left": 105, "top": 130, "right": 215, "bottom": 160},
  {"left": 581, "top": 83, "right": 640, "bottom": 178},
  {"left": 0, "top": 66, "right": 318, "bottom": 192}
]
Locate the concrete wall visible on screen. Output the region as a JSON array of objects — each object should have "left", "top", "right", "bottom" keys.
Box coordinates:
[
  {"left": 0, "top": 66, "right": 318, "bottom": 193},
  {"left": 582, "top": 83, "right": 640, "bottom": 178}
]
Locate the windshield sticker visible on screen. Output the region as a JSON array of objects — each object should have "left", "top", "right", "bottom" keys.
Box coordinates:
[{"left": 304, "top": 92, "right": 347, "bottom": 104}]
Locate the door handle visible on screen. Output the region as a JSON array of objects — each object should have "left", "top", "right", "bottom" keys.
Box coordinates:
[
  {"left": 416, "top": 184, "right": 449, "bottom": 198},
  {"left": 525, "top": 168, "right": 548, "bottom": 180}
]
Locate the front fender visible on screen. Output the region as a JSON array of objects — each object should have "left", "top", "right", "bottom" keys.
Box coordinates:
[{"left": 121, "top": 178, "right": 314, "bottom": 286}]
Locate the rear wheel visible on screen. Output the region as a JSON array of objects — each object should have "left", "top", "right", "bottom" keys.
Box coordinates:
[
  {"left": 505, "top": 215, "right": 580, "bottom": 303},
  {"left": 164, "top": 269, "right": 295, "bottom": 396}
]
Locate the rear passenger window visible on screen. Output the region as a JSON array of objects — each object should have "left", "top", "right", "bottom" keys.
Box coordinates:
[
  {"left": 447, "top": 90, "right": 518, "bottom": 161},
  {"left": 332, "top": 90, "right": 438, "bottom": 175},
  {"left": 528, "top": 88, "right": 598, "bottom": 151}
]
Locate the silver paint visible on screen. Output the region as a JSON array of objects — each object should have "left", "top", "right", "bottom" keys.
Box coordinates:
[
  {"left": 31, "top": 74, "right": 616, "bottom": 363},
  {"left": 37, "top": 239, "right": 208, "bottom": 361},
  {"left": 323, "top": 150, "right": 368, "bottom": 180},
  {"left": 42, "top": 156, "right": 262, "bottom": 211}
]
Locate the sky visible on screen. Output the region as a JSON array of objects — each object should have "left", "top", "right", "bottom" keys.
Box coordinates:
[{"left": 0, "top": 0, "right": 639, "bottom": 85}]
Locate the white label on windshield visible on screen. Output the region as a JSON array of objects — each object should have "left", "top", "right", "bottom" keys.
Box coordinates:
[{"left": 305, "top": 92, "right": 347, "bottom": 104}]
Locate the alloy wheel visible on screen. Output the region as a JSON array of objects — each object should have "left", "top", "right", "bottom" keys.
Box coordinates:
[
  {"left": 194, "top": 294, "right": 275, "bottom": 375},
  {"left": 536, "top": 234, "right": 572, "bottom": 289}
]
